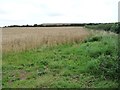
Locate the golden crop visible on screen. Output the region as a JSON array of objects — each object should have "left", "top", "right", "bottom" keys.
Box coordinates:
[{"left": 2, "top": 27, "right": 89, "bottom": 52}]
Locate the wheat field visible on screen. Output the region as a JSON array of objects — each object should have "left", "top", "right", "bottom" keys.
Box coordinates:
[{"left": 2, "top": 27, "right": 90, "bottom": 52}]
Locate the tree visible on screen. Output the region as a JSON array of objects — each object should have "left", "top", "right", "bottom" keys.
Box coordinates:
[{"left": 34, "top": 24, "right": 38, "bottom": 27}]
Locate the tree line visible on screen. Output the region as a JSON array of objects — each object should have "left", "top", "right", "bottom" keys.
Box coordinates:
[
  {"left": 3, "top": 23, "right": 119, "bottom": 34},
  {"left": 4, "top": 23, "right": 87, "bottom": 27}
]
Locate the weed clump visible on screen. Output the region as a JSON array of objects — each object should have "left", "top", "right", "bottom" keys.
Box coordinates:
[{"left": 84, "top": 36, "right": 102, "bottom": 43}]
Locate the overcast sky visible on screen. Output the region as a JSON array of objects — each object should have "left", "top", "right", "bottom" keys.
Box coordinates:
[{"left": 0, "top": 0, "right": 119, "bottom": 26}]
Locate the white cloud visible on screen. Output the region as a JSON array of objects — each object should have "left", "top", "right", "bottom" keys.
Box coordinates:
[{"left": 0, "top": 0, "right": 119, "bottom": 26}]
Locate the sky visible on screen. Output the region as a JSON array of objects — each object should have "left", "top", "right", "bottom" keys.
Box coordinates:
[{"left": 0, "top": 0, "right": 119, "bottom": 26}]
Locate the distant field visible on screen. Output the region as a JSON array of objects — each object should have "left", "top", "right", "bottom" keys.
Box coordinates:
[
  {"left": 2, "top": 27, "right": 118, "bottom": 88},
  {"left": 2, "top": 27, "right": 89, "bottom": 52}
]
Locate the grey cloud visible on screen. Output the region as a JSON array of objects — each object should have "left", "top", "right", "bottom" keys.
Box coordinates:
[{"left": 47, "top": 12, "right": 63, "bottom": 17}]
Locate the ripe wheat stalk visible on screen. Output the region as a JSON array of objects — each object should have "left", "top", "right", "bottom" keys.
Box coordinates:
[{"left": 2, "top": 27, "right": 89, "bottom": 52}]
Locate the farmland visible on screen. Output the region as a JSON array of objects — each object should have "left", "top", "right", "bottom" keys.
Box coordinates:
[
  {"left": 2, "top": 27, "right": 89, "bottom": 52},
  {"left": 2, "top": 27, "right": 118, "bottom": 88}
]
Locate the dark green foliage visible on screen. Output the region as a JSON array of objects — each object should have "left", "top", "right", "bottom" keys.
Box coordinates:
[
  {"left": 110, "top": 23, "right": 119, "bottom": 33},
  {"left": 84, "top": 36, "right": 102, "bottom": 43},
  {"left": 78, "top": 34, "right": 118, "bottom": 81},
  {"left": 85, "top": 23, "right": 119, "bottom": 33},
  {"left": 33, "top": 24, "right": 38, "bottom": 27},
  {"left": 98, "top": 55, "right": 118, "bottom": 80}
]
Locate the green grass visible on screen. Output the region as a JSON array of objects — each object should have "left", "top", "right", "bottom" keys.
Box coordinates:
[{"left": 2, "top": 31, "right": 118, "bottom": 88}]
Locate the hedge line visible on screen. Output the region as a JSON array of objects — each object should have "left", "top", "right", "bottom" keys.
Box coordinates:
[{"left": 85, "top": 23, "right": 119, "bottom": 34}]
